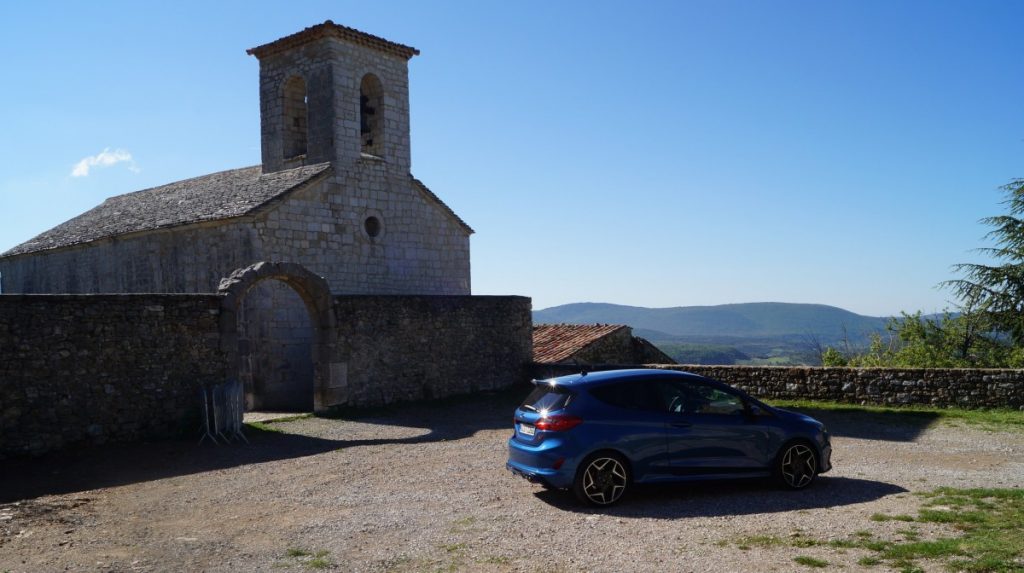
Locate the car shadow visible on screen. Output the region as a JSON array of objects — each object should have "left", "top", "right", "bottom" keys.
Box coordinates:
[
  {"left": 773, "top": 406, "right": 941, "bottom": 442},
  {"left": 532, "top": 476, "right": 908, "bottom": 517}
]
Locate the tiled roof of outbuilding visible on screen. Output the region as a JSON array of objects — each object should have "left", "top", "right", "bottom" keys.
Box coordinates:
[
  {"left": 247, "top": 20, "right": 420, "bottom": 60},
  {"left": 533, "top": 323, "right": 629, "bottom": 364},
  {"left": 1, "top": 162, "right": 333, "bottom": 257}
]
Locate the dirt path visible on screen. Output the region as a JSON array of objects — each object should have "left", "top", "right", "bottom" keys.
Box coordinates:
[{"left": 2, "top": 390, "right": 1022, "bottom": 572}]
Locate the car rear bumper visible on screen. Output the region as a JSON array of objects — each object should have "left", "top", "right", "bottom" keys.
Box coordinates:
[{"left": 507, "top": 438, "right": 575, "bottom": 489}]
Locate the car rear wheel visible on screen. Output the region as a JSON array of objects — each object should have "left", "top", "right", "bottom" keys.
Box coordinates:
[
  {"left": 573, "top": 452, "right": 630, "bottom": 506},
  {"left": 775, "top": 442, "right": 818, "bottom": 489}
]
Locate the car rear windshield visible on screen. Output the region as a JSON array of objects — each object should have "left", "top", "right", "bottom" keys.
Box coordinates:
[{"left": 520, "top": 383, "right": 572, "bottom": 412}]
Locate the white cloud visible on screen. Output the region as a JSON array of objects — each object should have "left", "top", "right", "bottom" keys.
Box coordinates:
[{"left": 71, "top": 148, "right": 139, "bottom": 177}]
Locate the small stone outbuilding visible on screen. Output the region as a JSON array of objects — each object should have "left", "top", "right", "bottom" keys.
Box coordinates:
[{"left": 532, "top": 324, "right": 673, "bottom": 365}]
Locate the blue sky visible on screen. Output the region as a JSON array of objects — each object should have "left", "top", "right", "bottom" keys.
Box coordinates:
[{"left": 0, "top": 1, "right": 1021, "bottom": 316}]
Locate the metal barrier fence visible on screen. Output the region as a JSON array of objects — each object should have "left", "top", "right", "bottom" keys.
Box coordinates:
[{"left": 198, "top": 379, "right": 248, "bottom": 444}]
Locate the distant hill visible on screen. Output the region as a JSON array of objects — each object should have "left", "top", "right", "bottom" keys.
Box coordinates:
[
  {"left": 533, "top": 302, "right": 894, "bottom": 365},
  {"left": 534, "top": 302, "right": 889, "bottom": 339}
]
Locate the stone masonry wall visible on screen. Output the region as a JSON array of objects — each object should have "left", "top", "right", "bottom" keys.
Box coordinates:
[
  {"left": 0, "top": 294, "right": 226, "bottom": 457},
  {"left": 572, "top": 329, "right": 640, "bottom": 365},
  {"left": 531, "top": 363, "right": 1024, "bottom": 410},
  {"left": 0, "top": 219, "right": 263, "bottom": 294},
  {"left": 333, "top": 295, "right": 533, "bottom": 407}
]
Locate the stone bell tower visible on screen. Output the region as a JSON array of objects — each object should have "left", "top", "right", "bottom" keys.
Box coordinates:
[{"left": 247, "top": 20, "right": 419, "bottom": 174}]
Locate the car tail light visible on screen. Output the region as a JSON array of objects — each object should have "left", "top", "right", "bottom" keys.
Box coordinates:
[{"left": 535, "top": 415, "right": 583, "bottom": 432}]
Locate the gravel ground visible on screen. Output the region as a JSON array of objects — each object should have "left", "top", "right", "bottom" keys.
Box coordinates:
[{"left": 1, "top": 388, "right": 1022, "bottom": 573}]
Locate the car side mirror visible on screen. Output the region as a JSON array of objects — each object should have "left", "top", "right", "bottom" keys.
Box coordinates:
[{"left": 747, "top": 405, "right": 765, "bottom": 418}]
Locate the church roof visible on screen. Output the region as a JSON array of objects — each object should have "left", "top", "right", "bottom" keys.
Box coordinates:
[
  {"left": 247, "top": 20, "right": 420, "bottom": 61},
  {"left": 2, "top": 163, "right": 333, "bottom": 258}
]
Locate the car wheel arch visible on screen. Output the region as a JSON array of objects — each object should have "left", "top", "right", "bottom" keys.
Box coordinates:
[
  {"left": 571, "top": 449, "right": 634, "bottom": 506},
  {"left": 773, "top": 438, "right": 820, "bottom": 489}
]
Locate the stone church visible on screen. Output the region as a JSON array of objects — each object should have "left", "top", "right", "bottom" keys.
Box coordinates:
[{"left": 0, "top": 21, "right": 481, "bottom": 413}]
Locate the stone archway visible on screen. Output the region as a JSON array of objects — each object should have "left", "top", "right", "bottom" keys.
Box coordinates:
[{"left": 218, "top": 262, "right": 343, "bottom": 413}]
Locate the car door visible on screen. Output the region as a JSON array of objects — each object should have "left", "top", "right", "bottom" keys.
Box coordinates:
[
  {"left": 656, "top": 379, "right": 773, "bottom": 474},
  {"left": 586, "top": 379, "right": 676, "bottom": 479}
]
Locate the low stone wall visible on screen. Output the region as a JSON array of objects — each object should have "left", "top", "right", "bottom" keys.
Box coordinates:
[
  {"left": 531, "top": 364, "right": 1024, "bottom": 410},
  {"left": 334, "top": 295, "right": 533, "bottom": 406},
  {"left": 1, "top": 288, "right": 532, "bottom": 457},
  {"left": 0, "top": 294, "right": 226, "bottom": 457}
]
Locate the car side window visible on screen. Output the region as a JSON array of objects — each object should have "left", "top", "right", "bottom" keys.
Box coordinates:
[
  {"left": 690, "top": 383, "right": 746, "bottom": 415},
  {"left": 589, "top": 380, "right": 660, "bottom": 411},
  {"left": 650, "top": 380, "right": 695, "bottom": 413}
]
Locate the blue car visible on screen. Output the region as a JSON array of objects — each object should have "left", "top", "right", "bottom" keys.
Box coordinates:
[{"left": 506, "top": 369, "right": 832, "bottom": 505}]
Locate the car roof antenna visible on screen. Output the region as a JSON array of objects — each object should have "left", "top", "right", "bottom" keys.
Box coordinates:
[{"left": 574, "top": 359, "right": 589, "bottom": 376}]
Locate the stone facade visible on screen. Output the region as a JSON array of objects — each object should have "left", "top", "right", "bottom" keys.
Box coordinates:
[
  {"left": 0, "top": 169, "right": 469, "bottom": 296},
  {"left": 0, "top": 294, "right": 226, "bottom": 457},
  {"left": 532, "top": 363, "right": 1024, "bottom": 410}
]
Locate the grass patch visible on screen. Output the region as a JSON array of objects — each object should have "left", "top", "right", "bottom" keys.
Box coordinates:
[
  {"left": 769, "top": 399, "right": 1024, "bottom": 432},
  {"left": 805, "top": 487, "right": 1023, "bottom": 571},
  {"left": 793, "top": 555, "right": 828, "bottom": 568},
  {"left": 283, "top": 548, "right": 332, "bottom": 570},
  {"left": 870, "top": 513, "right": 916, "bottom": 522},
  {"left": 733, "top": 535, "right": 787, "bottom": 548},
  {"left": 724, "top": 487, "right": 1023, "bottom": 572}
]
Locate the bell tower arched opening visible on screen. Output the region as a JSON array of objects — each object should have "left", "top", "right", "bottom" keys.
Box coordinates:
[{"left": 283, "top": 76, "right": 309, "bottom": 160}]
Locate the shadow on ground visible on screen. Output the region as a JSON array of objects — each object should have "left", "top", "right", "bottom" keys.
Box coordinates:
[
  {"left": 533, "top": 475, "right": 908, "bottom": 517},
  {"left": 773, "top": 406, "right": 941, "bottom": 442},
  {"left": 0, "top": 387, "right": 525, "bottom": 504},
  {"left": 2, "top": 385, "right": 927, "bottom": 505}
]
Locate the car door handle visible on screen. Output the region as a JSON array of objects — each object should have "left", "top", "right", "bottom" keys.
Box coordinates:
[{"left": 670, "top": 422, "right": 692, "bottom": 428}]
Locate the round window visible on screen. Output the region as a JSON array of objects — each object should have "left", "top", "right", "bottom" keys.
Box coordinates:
[{"left": 364, "top": 216, "right": 382, "bottom": 238}]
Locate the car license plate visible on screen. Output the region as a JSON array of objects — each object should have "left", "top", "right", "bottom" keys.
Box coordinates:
[{"left": 519, "top": 423, "right": 535, "bottom": 436}]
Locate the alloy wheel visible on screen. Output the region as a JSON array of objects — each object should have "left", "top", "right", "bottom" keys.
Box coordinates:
[
  {"left": 780, "top": 443, "right": 817, "bottom": 488},
  {"left": 581, "top": 457, "right": 628, "bottom": 505}
]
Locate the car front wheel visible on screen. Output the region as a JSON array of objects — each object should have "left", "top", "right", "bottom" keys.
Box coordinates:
[
  {"left": 573, "top": 453, "right": 630, "bottom": 506},
  {"left": 776, "top": 442, "right": 818, "bottom": 489}
]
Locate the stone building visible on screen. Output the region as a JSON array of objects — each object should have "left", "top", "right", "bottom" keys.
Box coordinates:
[
  {"left": 0, "top": 21, "right": 482, "bottom": 412},
  {"left": 532, "top": 324, "right": 673, "bottom": 366}
]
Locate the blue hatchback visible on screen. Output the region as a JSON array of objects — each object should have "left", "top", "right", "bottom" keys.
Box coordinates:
[{"left": 507, "top": 369, "right": 832, "bottom": 505}]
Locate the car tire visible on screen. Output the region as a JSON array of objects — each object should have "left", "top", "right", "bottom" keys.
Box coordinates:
[
  {"left": 774, "top": 441, "right": 818, "bottom": 490},
  {"left": 572, "top": 452, "right": 631, "bottom": 506}
]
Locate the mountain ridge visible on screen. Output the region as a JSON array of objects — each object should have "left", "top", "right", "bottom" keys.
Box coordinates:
[{"left": 533, "top": 301, "right": 889, "bottom": 340}]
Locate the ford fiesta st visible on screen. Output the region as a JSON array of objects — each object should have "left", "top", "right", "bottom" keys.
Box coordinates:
[{"left": 507, "top": 369, "right": 831, "bottom": 505}]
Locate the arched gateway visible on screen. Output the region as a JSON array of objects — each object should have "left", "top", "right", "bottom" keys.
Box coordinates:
[{"left": 218, "top": 262, "right": 342, "bottom": 413}]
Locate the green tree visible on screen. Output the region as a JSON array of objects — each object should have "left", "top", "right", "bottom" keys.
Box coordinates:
[
  {"left": 820, "top": 346, "right": 848, "bottom": 367},
  {"left": 944, "top": 177, "right": 1024, "bottom": 344}
]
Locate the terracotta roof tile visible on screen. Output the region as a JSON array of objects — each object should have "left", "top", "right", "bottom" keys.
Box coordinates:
[
  {"left": 533, "top": 323, "right": 629, "bottom": 364},
  {"left": 247, "top": 20, "right": 420, "bottom": 60}
]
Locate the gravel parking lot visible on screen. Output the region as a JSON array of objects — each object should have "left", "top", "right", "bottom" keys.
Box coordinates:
[{"left": 2, "top": 387, "right": 1022, "bottom": 572}]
